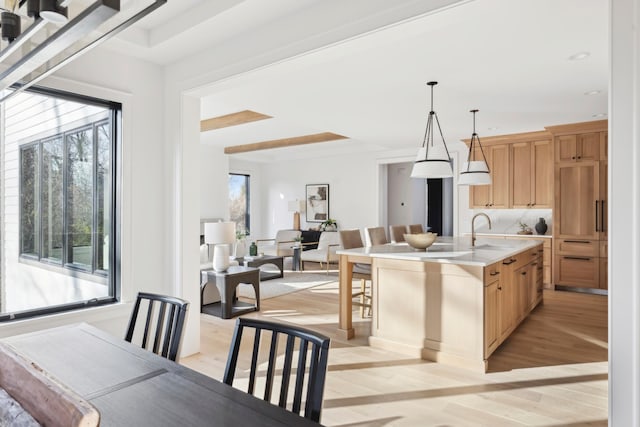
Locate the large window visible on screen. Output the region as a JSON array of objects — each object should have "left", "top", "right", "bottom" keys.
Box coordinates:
[
  {"left": 229, "top": 173, "right": 250, "bottom": 235},
  {"left": 20, "top": 119, "right": 111, "bottom": 275},
  {"left": 1, "top": 87, "right": 120, "bottom": 320}
]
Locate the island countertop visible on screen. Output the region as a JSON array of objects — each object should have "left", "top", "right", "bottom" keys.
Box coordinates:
[{"left": 336, "top": 236, "right": 544, "bottom": 266}]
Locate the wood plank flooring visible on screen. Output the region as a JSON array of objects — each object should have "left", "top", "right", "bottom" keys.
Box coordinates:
[{"left": 182, "top": 271, "right": 608, "bottom": 426}]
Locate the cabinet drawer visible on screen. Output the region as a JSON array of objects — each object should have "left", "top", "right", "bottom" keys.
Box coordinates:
[
  {"left": 501, "top": 252, "right": 528, "bottom": 270},
  {"left": 484, "top": 262, "right": 502, "bottom": 284},
  {"left": 554, "top": 255, "right": 599, "bottom": 288},
  {"left": 555, "top": 239, "right": 599, "bottom": 256}
]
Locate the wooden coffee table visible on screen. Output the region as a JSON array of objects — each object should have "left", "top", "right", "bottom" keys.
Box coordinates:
[{"left": 237, "top": 255, "right": 284, "bottom": 281}]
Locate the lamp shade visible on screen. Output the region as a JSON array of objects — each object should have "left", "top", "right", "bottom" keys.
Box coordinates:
[
  {"left": 458, "top": 161, "right": 492, "bottom": 185},
  {"left": 204, "top": 221, "right": 236, "bottom": 245},
  {"left": 288, "top": 200, "right": 305, "bottom": 212},
  {"left": 410, "top": 147, "right": 454, "bottom": 178}
]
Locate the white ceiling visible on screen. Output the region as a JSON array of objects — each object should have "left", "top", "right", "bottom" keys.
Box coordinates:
[{"left": 108, "top": 0, "right": 609, "bottom": 163}]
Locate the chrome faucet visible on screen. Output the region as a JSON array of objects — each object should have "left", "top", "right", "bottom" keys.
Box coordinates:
[{"left": 471, "top": 213, "right": 492, "bottom": 247}]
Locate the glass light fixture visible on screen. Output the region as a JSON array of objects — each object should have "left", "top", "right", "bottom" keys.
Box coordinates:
[
  {"left": 459, "top": 109, "right": 491, "bottom": 186},
  {"left": 411, "top": 81, "right": 453, "bottom": 179}
]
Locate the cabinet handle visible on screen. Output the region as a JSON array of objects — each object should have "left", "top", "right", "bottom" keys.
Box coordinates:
[
  {"left": 489, "top": 271, "right": 500, "bottom": 276},
  {"left": 601, "top": 199, "right": 606, "bottom": 232},
  {"left": 521, "top": 271, "right": 527, "bottom": 276},
  {"left": 532, "top": 262, "right": 538, "bottom": 266},
  {"left": 577, "top": 156, "right": 582, "bottom": 159},
  {"left": 564, "top": 240, "right": 591, "bottom": 244},
  {"left": 564, "top": 256, "right": 592, "bottom": 261},
  {"left": 595, "top": 200, "right": 599, "bottom": 232},
  {"left": 502, "top": 260, "right": 514, "bottom": 265},
  {"left": 572, "top": 156, "right": 576, "bottom": 160},
  {"left": 497, "top": 286, "right": 502, "bottom": 291}
]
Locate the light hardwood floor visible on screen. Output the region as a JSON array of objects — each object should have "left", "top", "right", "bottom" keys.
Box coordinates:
[{"left": 182, "top": 269, "right": 608, "bottom": 426}]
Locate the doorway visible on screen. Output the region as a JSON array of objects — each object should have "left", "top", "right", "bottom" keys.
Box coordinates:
[{"left": 386, "top": 162, "right": 453, "bottom": 236}]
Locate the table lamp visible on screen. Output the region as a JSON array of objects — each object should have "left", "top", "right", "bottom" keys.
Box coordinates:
[
  {"left": 204, "top": 221, "right": 236, "bottom": 272},
  {"left": 288, "top": 200, "right": 305, "bottom": 230}
]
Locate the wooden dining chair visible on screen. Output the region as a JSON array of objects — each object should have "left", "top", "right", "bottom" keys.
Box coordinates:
[
  {"left": 223, "top": 318, "right": 331, "bottom": 423},
  {"left": 389, "top": 225, "right": 408, "bottom": 243},
  {"left": 366, "top": 226, "right": 389, "bottom": 246},
  {"left": 339, "top": 229, "right": 372, "bottom": 318},
  {"left": 408, "top": 224, "right": 424, "bottom": 234},
  {"left": 125, "top": 292, "right": 190, "bottom": 362}
]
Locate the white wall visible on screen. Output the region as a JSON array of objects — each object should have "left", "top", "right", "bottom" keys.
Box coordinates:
[
  {"left": 0, "top": 47, "right": 166, "bottom": 340},
  {"left": 257, "top": 151, "right": 379, "bottom": 239},
  {"left": 199, "top": 144, "right": 229, "bottom": 220}
]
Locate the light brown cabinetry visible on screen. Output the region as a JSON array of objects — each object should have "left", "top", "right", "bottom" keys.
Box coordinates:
[
  {"left": 470, "top": 144, "right": 510, "bottom": 208},
  {"left": 510, "top": 139, "right": 553, "bottom": 208},
  {"left": 483, "top": 262, "right": 501, "bottom": 356},
  {"left": 483, "top": 244, "right": 543, "bottom": 359},
  {"left": 548, "top": 121, "right": 608, "bottom": 290},
  {"left": 555, "top": 132, "right": 600, "bottom": 162}
]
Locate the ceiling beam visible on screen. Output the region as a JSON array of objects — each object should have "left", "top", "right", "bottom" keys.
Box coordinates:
[
  {"left": 224, "top": 132, "right": 348, "bottom": 154},
  {"left": 200, "top": 110, "right": 272, "bottom": 132}
]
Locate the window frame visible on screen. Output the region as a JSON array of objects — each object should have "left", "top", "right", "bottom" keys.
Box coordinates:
[
  {"left": 4, "top": 86, "right": 122, "bottom": 321},
  {"left": 229, "top": 172, "right": 251, "bottom": 236}
]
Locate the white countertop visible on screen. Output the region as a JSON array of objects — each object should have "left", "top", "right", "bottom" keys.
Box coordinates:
[{"left": 336, "top": 236, "right": 544, "bottom": 266}]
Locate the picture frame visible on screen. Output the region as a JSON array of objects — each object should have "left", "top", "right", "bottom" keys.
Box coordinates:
[{"left": 305, "top": 184, "right": 329, "bottom": 222}]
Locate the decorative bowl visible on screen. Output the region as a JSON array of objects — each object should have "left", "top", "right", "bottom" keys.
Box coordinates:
[{"left": 403, "top": 232, "right": 437, "bottom": 250}]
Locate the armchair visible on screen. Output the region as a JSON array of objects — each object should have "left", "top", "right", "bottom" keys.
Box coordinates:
[
  {"left": 300, "top": 231, "right": 341, "bottom": 273},
  {"left": 256, "top": 230, "right": 302, "bottom": 258}
]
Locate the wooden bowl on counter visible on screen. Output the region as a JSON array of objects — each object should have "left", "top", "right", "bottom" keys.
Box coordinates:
[{"left": 403, "top": 232, "right": 437, "bottom": 250}]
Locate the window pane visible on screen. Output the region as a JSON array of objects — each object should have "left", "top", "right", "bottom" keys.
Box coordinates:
[
  {"left": 20, "top": 146, "right": 38, "bottom": 256},
  {"left": 41, "top": 137, "right": 64, "bottom": 263},
  {"left": 66, "top": 128, "right": 94, "bottom": 270},
  {"left": 229, "top": 174, "right": 250, "bottom": 235},
  {"left": 96, "top": 122, "right": 110, "bottom": 272}
]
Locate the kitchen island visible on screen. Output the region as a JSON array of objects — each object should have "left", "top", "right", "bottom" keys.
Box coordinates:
[{"left": 337, "top": 237, "right": 544, "bottom": 372}]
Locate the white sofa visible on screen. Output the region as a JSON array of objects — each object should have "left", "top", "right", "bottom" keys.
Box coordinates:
[
  {"left": 256, "top": 230, "right": 301, "bottom": 258},
  {"left": 301, "top": 231, "right": 341, "bottom": 273}
]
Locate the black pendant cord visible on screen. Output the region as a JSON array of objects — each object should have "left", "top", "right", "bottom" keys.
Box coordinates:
[
  {"left": 464, "top": 109, "right": 490, "bottom": 173},
  {"left": 420, "top": 81, "right": 451, "bottom": 164}
]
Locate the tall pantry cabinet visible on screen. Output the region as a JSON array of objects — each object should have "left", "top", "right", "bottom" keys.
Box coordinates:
[{"left": 547, "top": 120, "right": 608, "bottom": 290}]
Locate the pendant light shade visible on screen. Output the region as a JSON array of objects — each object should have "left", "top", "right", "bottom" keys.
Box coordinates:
[
  {"left": 459, "top": 109, "right": 491, "bottom": 186},
  {"left": 411, "top": 81, "right": 453, "bottom": 179}
]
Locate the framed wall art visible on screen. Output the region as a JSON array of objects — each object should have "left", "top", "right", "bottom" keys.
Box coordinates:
[{"left": 305, "top": 184, "right": 329, "bottom": 222}]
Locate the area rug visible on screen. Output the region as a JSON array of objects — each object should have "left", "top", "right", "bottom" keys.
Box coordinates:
[{"left": 236, "top": 271, "right": 337, "bottom": 300}]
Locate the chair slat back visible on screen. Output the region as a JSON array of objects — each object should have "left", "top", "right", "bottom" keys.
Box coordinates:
[
  {"left": 339, "top": 229, "right": 364, "bottom": 250},
  {"left": 389, "top": 225, "right": 408, "bottom": 243},
  {"left": 366, "top": 226, "right": 388, "bottom": 246},
  {"left": 125, "top": 292, "right": 189, "bottom": 362},
  {"left": 408, "top": 224, "right": 424, "bottom": 234},
  {"left": 223, "top": 318, "right": 330, "bottom": 423}
]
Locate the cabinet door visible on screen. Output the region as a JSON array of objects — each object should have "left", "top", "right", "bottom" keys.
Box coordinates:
[
  {"left": 510, "top": 142, "right": 532, "bottom": 208},
  {"left": 515, "top": 265, "right": 529, "bottom": 322},
  {"left": 554, "top": 162, "right": 600, "bottom": 239},
  {"left": 490, "top": 144, "right": 510, "bottom": 208},
  {"left": 484, "top": 280, "right": 499, "bottom": 357},
  {"left": 577, "top": 132, "right": 600, "bottom": 161},
  {"left": 555, "top": 135, "right": 577, "bottom": 162},
  {"left": 600, "top": 131, "right": 608, "bottom": 161},
  {"left": 469, "top": 147, "right": 491, "bottom": 208},
  {"left": 532, "top": 140, "right": 553, "bottom": 208}
]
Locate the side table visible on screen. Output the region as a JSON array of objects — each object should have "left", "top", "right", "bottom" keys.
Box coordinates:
[{"left": 200, "top": 266, "right": 260, "bottom": 319}]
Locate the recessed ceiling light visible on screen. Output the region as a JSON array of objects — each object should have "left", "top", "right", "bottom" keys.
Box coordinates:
[
  {"left": 592, "top": 113, "right": 607, "bottom": 118},
  {"left": 584, "top": 90, "right": 601, "bottom": 96},
  {"left": 569, "top": 52, "right": 590, "bottom": 61}
]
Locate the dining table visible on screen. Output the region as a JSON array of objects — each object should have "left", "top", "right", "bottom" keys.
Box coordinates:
[{"left": 1, "top": 322, "right": 322, "bottom": 426}]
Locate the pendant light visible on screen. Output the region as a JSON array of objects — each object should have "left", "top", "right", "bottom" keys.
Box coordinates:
[
  {"left": 459, "top": 109, "right": 491, "bottom": 186},
  {"left": 410, "top": 81, "right": 454, "bottom": 178}
]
